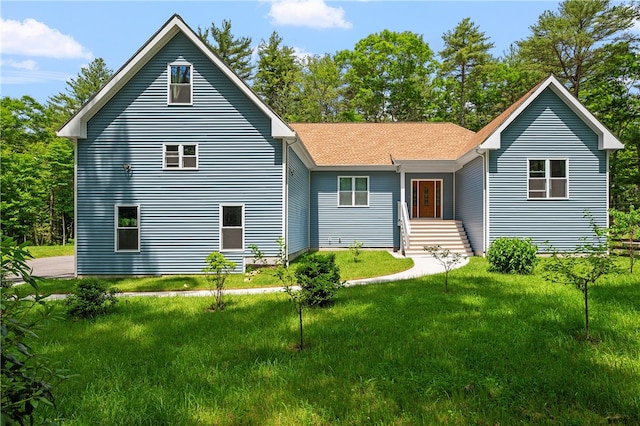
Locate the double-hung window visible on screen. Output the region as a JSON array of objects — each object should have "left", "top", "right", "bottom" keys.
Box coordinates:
[
  {"left": 338, "top": 176, "right": 369, "bottom": 207},
  {"left": 164, "top": 144, "right": 198, "bottom": 169},
  {"left": 115, "top": 205, "right": 140, "bottom": 252},
  {"left": 528, "top": 159, "right": 568, "bottom": 199},
  {"left": 220, "top": 205, "right": 244, "bottom": 251},
  {"left": 168, "top": 62, "right": 192, "bottom": 104}
]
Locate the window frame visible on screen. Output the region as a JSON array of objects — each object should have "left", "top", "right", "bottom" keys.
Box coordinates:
[
  {"left": 163, "top": 143, "right": 199, "bottom": 170},
  {"left": 114, "top": 204, "right": 140, "bottom": 253},
  {"left": 167, "top": 62, "right": 193, "bottom": 105},
  {"left": 338, "top": 176, "right": 369, "bottom": 207},
  {"left": 219, "top": 204, "right": 245, "bottom": 252},
  {"left": 527, "top": 158, "right": 569, "bottom": 200}
]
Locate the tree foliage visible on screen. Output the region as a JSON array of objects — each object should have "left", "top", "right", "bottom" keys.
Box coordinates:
[
  {"left": 337, "top": 29, "right": 436, "bottom": 122},
  {"left": 1, "top": 236, "right": 68, "bottom": 424},
  {"left": 48, "top": 57, "right": 113, "bottom": 125},
  {"left": 517, "top": 0, "right": 639, "bottom": 97},
  {"left": 439, "top": 17, "right": 495, "bottom": 127},
  {"left": 197, "top": 19, "right": 254, "bottom": 81},
  {"left": 253, "top": 31, "right": 301, "bottom": 120}
]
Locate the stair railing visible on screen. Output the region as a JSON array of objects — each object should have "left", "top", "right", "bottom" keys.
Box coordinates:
[{"left": 398, "top": 201, "right": 411, "bottom": 256}]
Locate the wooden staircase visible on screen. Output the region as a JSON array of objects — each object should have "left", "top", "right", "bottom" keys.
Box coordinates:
[{"left": 404, "top": 220, "right": 473, "bottom": 256}]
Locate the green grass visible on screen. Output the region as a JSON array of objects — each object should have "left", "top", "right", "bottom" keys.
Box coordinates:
[
  {"left": 25, "top": 243, "right": 74, "bottom": 258},
  {"left": 31, "top": 250, "right": 413, "bottom": 296},
  {"left": 33, "top": 258, "right": 639, "bottom": 425}
]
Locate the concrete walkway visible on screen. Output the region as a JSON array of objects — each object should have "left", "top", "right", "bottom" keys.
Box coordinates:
[{"left": 37, "top": 254, "right": 468, "bottom": 301}]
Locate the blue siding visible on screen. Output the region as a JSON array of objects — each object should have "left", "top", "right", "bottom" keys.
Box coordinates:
[
  {"left": 310, "top": 171, "right": 399, "bottom": 249},
  {"left": 488, "top": 88, "right": 608, "bottom": 251},
  {"left": 404, "top": 173, "right": 454, "bottom": 219},
  {"left": 77, "top": 33, "right": 283, "bottom": 274},
  {"left": 455, "top": 156, "right": 484, "bottom": 254},
  {"left": 287, "top": 148, "right": 310, "bottom": 256}
]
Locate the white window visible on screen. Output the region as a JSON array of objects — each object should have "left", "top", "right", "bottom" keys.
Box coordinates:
[
  {"left": 164, "top": 144, "right": 198, "bottom": 169},
  {"left": 220, "top": 205, "right": 244, "bottom": 251},
  {"left": 115, "top": 205, "right": 140, "bottom": 252},
  {"left": 168, "top": 63, "right": 192, "bottom": 104},
  {"left": 338, "top": 176, "right": 369, "bottom": 207},
  {"left": 528, "top": 159, "right": 568, "bottom": 199}
]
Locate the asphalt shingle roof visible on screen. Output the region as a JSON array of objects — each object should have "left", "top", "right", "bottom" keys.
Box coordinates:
[{"left": 290, "top": 122, "right": 477, "bottom": 166}]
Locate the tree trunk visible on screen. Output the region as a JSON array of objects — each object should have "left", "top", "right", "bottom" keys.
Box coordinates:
[
  {"left": 584, "top": 284, "right": 590, "bottom": 342},
  {"left": 298, "top": 306, "right": 304, "bottom": 350}
]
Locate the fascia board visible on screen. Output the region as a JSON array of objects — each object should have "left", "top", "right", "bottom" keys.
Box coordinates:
[
  {"left": 546, "top": 83, "right": 624, "bottom": 150},
  {"left": 58, "top": 21, "right": 181, "bottom": 139},
  {"left": 310, "top": 165, "right": 397, "bottom": 172},
  {"left": 288, "top": 138, "right": 316, "bottom": 170},
  {"left": 58, "top": 16, "right": 294, "bottom": 140},
  {"left": 479, "top": 75, "right": 623, "bottom": 151}
]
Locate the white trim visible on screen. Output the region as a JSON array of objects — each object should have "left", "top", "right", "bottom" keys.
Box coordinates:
[
  {"left": 606, "top": 151, "right": 611, "bottom": 228},
  {"left": 484, "top": 151, "right": 490, "bottom": 254},
  {"left": 167, "top": 61, "right": 193, "bottom": 106},
  {"left": 337, "top": 176, "right": 369, "bottom": 207},
  {"left": 73, "top": 139, "right": 78, "bottom": 277},
  {"left": 480, "top": 75, "right": 624, "bottom": 151},
  {"left": 163, "top": 143, "right": 199, "bottom": 170},
  {"left": 57, "top": 15, "right": 294, "bottom": 140},
  {"left": 526, "top": 158, "right": 569, "bottom": 200},
  {"left": 219, "top": 204, "right": 245, "bottom": 252},
  {"left": 283, "top": 140, "right": 288, "bottom": 258},
  {"left": 114, "top": 204, "right": 141, "bottom": 253},
  {"left": 410, "top": 179, "right": 444, "bottom": 219}
]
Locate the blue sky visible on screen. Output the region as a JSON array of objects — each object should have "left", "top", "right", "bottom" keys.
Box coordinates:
[{"left": 2, "top": 0, "right": 635, "bottom": 104}]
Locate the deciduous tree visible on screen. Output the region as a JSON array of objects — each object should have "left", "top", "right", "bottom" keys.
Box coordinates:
[{"left": 337, "top": 30, "right": 436, "bottom": 122}]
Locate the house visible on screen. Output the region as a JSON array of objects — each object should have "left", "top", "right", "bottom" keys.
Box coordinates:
[{"left": 58, "top": 15, "right": 623, "bottom": 276}]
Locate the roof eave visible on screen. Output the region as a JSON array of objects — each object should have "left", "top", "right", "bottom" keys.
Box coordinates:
[
  {"left": 57, "top": 15, "right": 294, "bottom": 140},
  {"left": 478, "top": 75, "right": 624, "bottom": 151}
]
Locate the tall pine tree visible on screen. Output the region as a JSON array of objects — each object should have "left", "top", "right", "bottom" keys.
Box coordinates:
[
  {"left": 197, "top": 19, "right": 254, "bottom": 81},
  {"left": 439, "top": 17, "right": 494, "bottom": 128}
]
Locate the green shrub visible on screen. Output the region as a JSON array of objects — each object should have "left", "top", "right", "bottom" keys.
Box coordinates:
[
  {"left": 487, "top": 237, "right": 538, "bottom": 274},
  {"left": 295, "top": 253, "right": 344, "bottom": 307},
  {"left": 65, "top": 279, "right": 119, "bottom": 319}
]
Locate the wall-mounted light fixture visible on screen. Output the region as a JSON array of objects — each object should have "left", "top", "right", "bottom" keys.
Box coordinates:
[
  {"left": 122, "top": 163, "right": 133, "bottom": 177},
  {"left": 289, "top": 166, "right": 295, "bottom": 176}
]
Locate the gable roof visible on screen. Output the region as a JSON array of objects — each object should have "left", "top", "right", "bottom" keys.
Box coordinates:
[
  {"left": 290, "top": 122, "right": 476, "bottom": 166},
  {"left": 476, "top": 74, "right": 624, "bottom": 151},
  {"left": 58, "top": 14, "right": 294, "bottom": 140}
]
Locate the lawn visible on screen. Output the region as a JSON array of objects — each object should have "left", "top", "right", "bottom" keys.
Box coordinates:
[
  {"left": 34, "top": 258, "right": 639, "bottom": 425},
  {"left": 26, "top": 243, "right": 74, "bottom": 258},
  {"left": 32, "top": 250, "right": 414, "bottom": 295}
]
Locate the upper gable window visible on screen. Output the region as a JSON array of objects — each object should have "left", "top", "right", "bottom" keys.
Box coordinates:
[
  {"left": 528, "top": 159, "right": 568, "bottom": 199},
  {"left": 168, "top": 63, "right": 192, "bottom": 105}
]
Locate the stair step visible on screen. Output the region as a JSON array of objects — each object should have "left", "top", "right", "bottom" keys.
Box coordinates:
[{"left": 403, "top": 220, "right": 473, "bottom": 256}]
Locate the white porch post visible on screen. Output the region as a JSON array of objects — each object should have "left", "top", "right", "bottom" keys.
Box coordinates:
[{"left": 400, "top": 168, "right": 405, "bottom": 205}]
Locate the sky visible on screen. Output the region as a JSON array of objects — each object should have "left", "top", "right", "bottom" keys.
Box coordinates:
[{"left": 1, "top": 1, "right": 638, "bottom": 104}]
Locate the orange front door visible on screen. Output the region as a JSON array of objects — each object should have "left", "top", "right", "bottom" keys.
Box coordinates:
[{"left": 412, "top": 180, "right": 441, "bottom": 218}]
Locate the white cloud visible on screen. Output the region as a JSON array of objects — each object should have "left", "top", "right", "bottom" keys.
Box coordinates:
[
  {"left": 1, "top": 70, "right": 71, "bottom": 85},
  {"left": 268, "top": 0, "right": 352, "bottom": 29},
  {"left": 1, "top": 59, "right": 39, "bottom": 71},
  {"left": 0, "top": 18, "right": 93, "bottom": 59}
]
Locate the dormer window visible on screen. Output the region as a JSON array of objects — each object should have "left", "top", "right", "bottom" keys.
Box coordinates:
[{"left": 168, "top": 62, "right": 192, "bottom": 104}]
